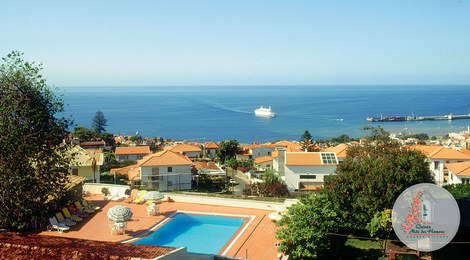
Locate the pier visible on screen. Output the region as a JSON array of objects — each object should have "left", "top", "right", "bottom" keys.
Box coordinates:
[{"left": 366, "top": 113, "right": 470, "bottom": 122}]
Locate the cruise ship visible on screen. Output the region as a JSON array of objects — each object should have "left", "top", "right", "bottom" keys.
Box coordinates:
[{"left": 254, "top": 106, "right": 275, "bottom": 117}]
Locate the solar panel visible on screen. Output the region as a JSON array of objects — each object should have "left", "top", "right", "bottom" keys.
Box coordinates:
[{"left": 320, "top": 152, "right": 338, "bottom": 164}]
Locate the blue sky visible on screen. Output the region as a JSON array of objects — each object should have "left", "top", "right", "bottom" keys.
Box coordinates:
[{"left": 1, "top": 0, "right": 470, "bottom": 86}]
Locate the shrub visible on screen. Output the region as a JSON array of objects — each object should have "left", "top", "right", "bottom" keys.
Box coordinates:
[
  {"left": 443, "top": 183, "right": 470, "bottom": 200},
  {"left": 101, "top": 187, "right": 109, "bottom": 195}
]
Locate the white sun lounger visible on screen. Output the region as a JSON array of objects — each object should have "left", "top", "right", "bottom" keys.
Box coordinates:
[{"left": 48, "top": 217, "right": 70, "bottom": 233}]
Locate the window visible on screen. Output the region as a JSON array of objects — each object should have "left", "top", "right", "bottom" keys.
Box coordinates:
[
  {"left": 300, "top": 175, "right": 316, "bottom": 179},
  {"left": 72, "top": 169, "right": 78, "bottom": 176},
  {"left": 152, "top": 167, "right": 159, "bottom": 175},
  {"left": 168, "top": 167, "right": 173, "bottom": 172},
  {"left": 168, "top": 181, "right": 173, "bottom": 186},
  {"left": 434, "top": 161, "right": 440, "bottom": 170},
  {"left": 463, "top": 178, "right": 470, "bottom": 184},
  {"left": 320, "top": 153, "right": 338, "bottom": 164}
]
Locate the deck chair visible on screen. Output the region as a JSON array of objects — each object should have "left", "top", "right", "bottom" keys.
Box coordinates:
[
  {"left": 132, "top": 190, "right": 147, "bottom": 204},
  {"left": 105, "top": 187, "right": 119, "bottom": 200},
  {"left": 48, "top": 217, "right": 70, "bottom": 233},
  {"left": 124, "top": 189, "right": 139, "bottom": 203},
  {"left": 112, "top": 188, "right": 129, "bottom": 201},
  {"left": 62, "top": 207, "right": 82, "bottom": 222},
  {"left": 75, "top": 201, "right": 94, "bottom": 213},
  {"left": 55, "top": 212, "right": 76, "bottom": 226},
  {"left": 69, "top": 204, "right": 88, "bottom": 217},
  {"left": 82, "top": 200, "right": 100, "bottom": 211}
]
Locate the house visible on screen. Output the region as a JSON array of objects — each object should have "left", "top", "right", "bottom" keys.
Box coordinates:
[
  {"left": 193, "top": 161, "right": 223, "bottom": 174},
  {"left": 273, "top": 149, "right": 338, "bottom": 191},
  {"left": 204, "top": 141, "right": 219, "bottom": 158},
  {"left": 411, "top": 145, "right": 470, "bottom": 185},
  {"left": 69, "top": 146, "right": 104, "bottom": 182},
  {"left": 236, "top": 143, "right": 276, "bottom": 160},
  {"left": 446, "top": 161, "right": 470, "bottom": 184},
  {"left": 165, "top": 143, "right": 202, "bottom": 158},
  {"left": 254, "top": 156, "right": 274, "bottom": 171},
  {"left": 129, "top": 150, "right": 193, "bottom": 191},
  {"left": 115, "top": 146, "right": 151, "bottom": 162},
  {"left": 322, "top": 143, "right": 349, "bottom": 162}
]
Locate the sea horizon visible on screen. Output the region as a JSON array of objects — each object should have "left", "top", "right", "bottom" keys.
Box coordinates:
[{"left": 59, "top": 85, "right": 470, "bottom": 143}]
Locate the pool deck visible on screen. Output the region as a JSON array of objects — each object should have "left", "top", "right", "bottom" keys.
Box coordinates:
[{"left": 40, "top": 194, "right": 280, "bottom": 259}]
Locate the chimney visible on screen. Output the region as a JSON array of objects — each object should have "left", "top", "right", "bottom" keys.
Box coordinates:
[{"left": 277, "top": 149, "right": 286, "bottom": 177}]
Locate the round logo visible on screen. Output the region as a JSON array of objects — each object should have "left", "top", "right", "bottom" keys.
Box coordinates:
[{"left": 392, "top": 183, "right": 460, "bottom": 252}]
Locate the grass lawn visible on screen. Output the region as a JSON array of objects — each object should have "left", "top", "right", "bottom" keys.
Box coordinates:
[{"left": 340, "top": 239, "right": 386, "bottom": 260}]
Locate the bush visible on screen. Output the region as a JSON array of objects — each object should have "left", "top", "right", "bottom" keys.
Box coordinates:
[
  {"left": 443, "top": 183, "right": 470, "bottom": 200},
  {"left": 101, "top": 187, "right": 109, "bottom": 195}
]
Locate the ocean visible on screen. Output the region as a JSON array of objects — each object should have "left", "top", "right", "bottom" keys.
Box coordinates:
[{"left": 59, "top": 85, "right": 470, "bottom": 143}]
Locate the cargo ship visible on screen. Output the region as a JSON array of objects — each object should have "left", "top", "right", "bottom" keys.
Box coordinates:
[{"left": 367, "top": 113, "right": 470, "bottom": 122}]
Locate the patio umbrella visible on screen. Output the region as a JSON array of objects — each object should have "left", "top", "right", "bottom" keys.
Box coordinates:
[
  {"left": 143, "top": 191, "right": 164, "bottom": 201},
  {"left": 107, "top": 205, "right": 133, "bottom": 222}
]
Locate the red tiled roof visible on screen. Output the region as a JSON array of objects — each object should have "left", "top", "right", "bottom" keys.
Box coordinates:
[
  {"left": 446, "top": 161, "right": 470, "bottom": 176},
  {"left": 115, "top": 146, "right": 151, "bottom": 155},
  {"left": 322, "top": 144, "right": 348, "bottom": 158},
  {"left": 237, "top": 150, "right": 252, "bottom": 156},
  {"left": 0, "top": 233, "right": 177, "bottom": 259},
  {"left": 138, "top": 150, "right": 193, "bottom": 167},
  {"left": 194, "top": 161, "right": 220, "bottom": 170},
  {"left": 255, "top": 156, "right": 273, "bottom": 164},
  {"left": 205, "top": 141, "right": 219, "bottom": 149},
  {"left": 262, "top": 144, "right": 276, "bottom": 149},
  {"left": 411, "top": 145, "right": 470, "bottom": 160},
  {"left": 244, "top": 144, "right": 260, "bottom": 150},
  {"left": 166, "top": 144, "right": 201, "bottom": 153},
  {"left": 286, "top": 152, "right": 337, "bottom": 166}
]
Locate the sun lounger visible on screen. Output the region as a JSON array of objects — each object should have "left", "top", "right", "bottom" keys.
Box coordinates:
[
  {"left": 131, "top": 190, "right": 147, "bottom": 204},
  {"left": 48, "top": 217, "right": 70, "bottom": 233},
  {"left": 82, "top": 200, "right": 100, "bottom": 211},
  {"left": 75, "top": 201, "right": 94, "bottom": 213},
  {"left": 124, "top": 189, "right": 139, "bottom": 203},
  {"left": 62, "top": 207, "right": 82, "bottom": 222},
  {"left": 69, "top": 204, "right": 88, "bottom": 217},
  {"left": 55, "top": 212, "right": 76, "bottom": 226},
  {"left": 112, "top": 187, "right": 129, "bottom": 201}
]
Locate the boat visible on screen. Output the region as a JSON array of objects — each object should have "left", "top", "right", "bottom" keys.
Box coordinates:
[{"left": 254, "top": 106, "right": 275, "bottom": 117}]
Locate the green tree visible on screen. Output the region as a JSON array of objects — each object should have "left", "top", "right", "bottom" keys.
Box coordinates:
[
  {"left": 98, "top": 132, "right": 115, "bottom": 147},
  {"left": 299, "top": 129, "right": 313, "bottom": 151},
  {"left": 217, "top": 139, "right": 239, "bottom": 164},
  {"left": 72, "top": 126, "right": 93, "bottom": 141},
  {"left": 276, "top": 193, "right": 338, "bottom": 259},
  {"left": 443, "top": 183, "right": 470, "bottom": 200},
  {"left": 261, "top": 169, "right": 280, "bottom": 185},
  {"left": 100, "top": 152, "right": 120, "bottom": 173},
  {"left": 323, "top": 127, "right": 433, "bottom": 231},
  {"left": 92, "top": 110, "right": 107, "bottom": 134},
  {"left": 0, "top": 51, "right": 73, "bottom": 230},
  {"left": 129, "top": 135, "right": 142, "bottom": 142}
]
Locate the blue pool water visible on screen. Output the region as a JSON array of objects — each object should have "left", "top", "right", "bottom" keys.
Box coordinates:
[{"left": 132, "top": 213, "right": 246, "bottom": 254}]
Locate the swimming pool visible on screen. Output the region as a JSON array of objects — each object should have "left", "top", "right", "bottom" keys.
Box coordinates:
[{"left": 131, "top": 213, "right": 247, "bottom": 255}]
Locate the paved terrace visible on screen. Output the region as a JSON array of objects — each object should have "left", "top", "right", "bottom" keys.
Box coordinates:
[{"left": 41, "top": 193, "right": 282, "bottom": 259}]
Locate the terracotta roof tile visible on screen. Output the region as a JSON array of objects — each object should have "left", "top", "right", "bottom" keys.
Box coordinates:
[
  {"left": 286, "top": 152, "right": 337, "bottom": 166},
  {"left": 193, "top": 161, "right": 220, "bottom": 170},
  {"left": 244, "top": 144, "right": 260, "bottom": 150},
  {"left": 205, "top": 141, "right": 219, "bottom": 149},
  {"left": 271, "top": 147, "right": 303, "bottom": 158},
  {"left": 411, "top": 145, "right": 470, "bottom": 160},
  {"left": 255, "top": 156, "right": 273, "bottom": 164},
  {"left": 322, "top": 144, "right": 349, "bottom": 158},
  {"left": 446, "top": 161, "right": 470, "bottom": 176},
  {"left": 138, "top": 150, "right": 193, "bottom": 167},
  {"left": 237, "top": 150, "right": 252, "bottom": 156},
  {"left": 167, "top": 144, "right": 201, "bottom": 153},
  {"left": 115, "top": 146, "right": 151, "bottom": 155},
  {"left": 0, "top": 233, "right": 177, "bottom": 259}
]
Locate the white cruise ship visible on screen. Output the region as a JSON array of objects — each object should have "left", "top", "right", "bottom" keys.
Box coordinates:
[{"left": 254, "top": 106, "right": 275, "bottom": 117}]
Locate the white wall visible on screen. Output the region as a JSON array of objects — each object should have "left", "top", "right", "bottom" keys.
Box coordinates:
[
  {"left": 141, "top": 165, "right": 192, "bottom": 191},
  {"left": 284, "top": 165, "right": 336, "bottom": 191},
  {"left": 116, "top": 154, "right": 144, "bottom": 162}
]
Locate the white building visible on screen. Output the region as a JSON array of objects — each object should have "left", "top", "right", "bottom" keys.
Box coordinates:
[
  {"left": 133, "top": 150, "right": 193, "bottom": 191},
  {"left": 273, "top": 150, "right": 338, "bottom": 191},
  {"left": 411, "top": 145, "right": 470, "bottom": 185},
  {"left": 165, "top": 143, "right": 202, "bottom": 158},
  {"left": 115, "top": 146, "right": 151, "bottom": 162},
  {"left": 446, "top": 161, "right": 470, "bottom": 184}
]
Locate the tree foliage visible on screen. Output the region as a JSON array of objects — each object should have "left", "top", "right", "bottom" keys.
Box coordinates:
[
  {"left": 276, "top": 193, "right": 338, "bottom": 259},
  {"left": 0, "top": 51, "right": 73, "bottom": 230},
  {"left": 299, "top": 129, "right": 313, "bottom": 151},
  {"left": 99, "top": 132, "right": 115, "bottom": 147},
  {"left": 217, "top": 139, "right": 239, "bottom": 164},
  {"left": 92, "top": 110, "right": 107, "bottom": 134},
  {"left": 73, "top": 126, "right": 93, "bottom": 141},
  {"left": 443, "top": 183, "right": 470, "bottom": 200}
]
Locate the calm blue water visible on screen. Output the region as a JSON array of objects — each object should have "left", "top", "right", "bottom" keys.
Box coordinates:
[
  {"left": 59, "top": 85, "right": 470, "bottom": 143},
  {"left": 131, "top": 213, "right": 245, "bottom": 254}
]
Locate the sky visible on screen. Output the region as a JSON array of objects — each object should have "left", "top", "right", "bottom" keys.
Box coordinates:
[{"left": 1, "top": 0, "right": 470, "bottom": 87}]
